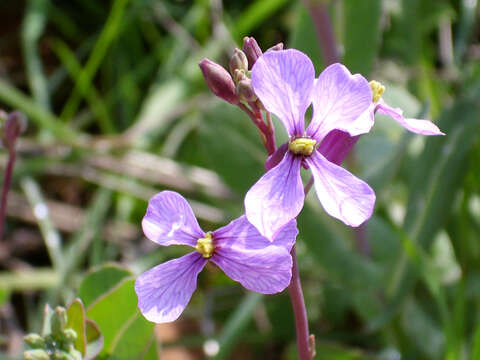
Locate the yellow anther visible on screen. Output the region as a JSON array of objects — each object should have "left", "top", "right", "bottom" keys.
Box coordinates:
[
  {"left": 369, "top": 80, "right": 386, "bottom": 102},
  {"left": 195, "top": 233, "right": 214, "bottom": 258},
  {"left": 289, "top": 138, "right": 317, "bottom": 156}
]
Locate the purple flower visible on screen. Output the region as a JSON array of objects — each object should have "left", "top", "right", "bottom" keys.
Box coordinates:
[
  {"left": 245, "top": 49, "right": 376, "bottom": 240},
  {"left": 135, "top": 191, "right": 298, "bottom": 323},
  {"left": 368, "top": 80, "right": 445, "bottom": 136}
]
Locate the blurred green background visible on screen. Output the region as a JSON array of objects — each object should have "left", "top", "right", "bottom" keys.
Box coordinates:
[{"left": 1, "top": 0, "right": 480, "bottom": 359}]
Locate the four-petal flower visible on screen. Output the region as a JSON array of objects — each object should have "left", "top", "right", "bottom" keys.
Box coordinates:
[
  {"left": 245, "top": 49, "right": 376, "bottom": 239},
  {"left": 135, "top": 191, "right": 298, "bottom": 323}
]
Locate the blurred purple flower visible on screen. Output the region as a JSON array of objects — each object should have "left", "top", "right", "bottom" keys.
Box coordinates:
[
  {"left": 245, "top": 49, "right": 376, "bottom": 240},
  {"left": 135, "top": 191, "right": 298, "bottom": 323}
]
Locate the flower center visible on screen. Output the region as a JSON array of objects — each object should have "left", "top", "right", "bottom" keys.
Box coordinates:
[
  {"left": 195, "top": 232, "right": 214, "bottom": 258},
  {"left": 289, "top": 137, "right": 316, "bottom": 156},
  {"left": 369, "top": 80, "right": 385, "bottom": 102}
]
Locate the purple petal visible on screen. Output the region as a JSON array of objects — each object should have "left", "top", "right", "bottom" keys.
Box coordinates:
[
  {"left": 306, "top": 63, "right": 373, "bottom": 141},
  {"left": 251, "top": 49, "right": 315, "bottom": 136},
  {"left": 142, "top": 191, "right": 204, "bottom": 247},
  {"left": 376, "top": 100, "right": 445, "bottom": 136},
  {"left": 213, "top": 215, "right": 298, "bottom": 252},
  {"left": 211, "top": 245, "right": 292, "bottom": 294},
  {"left": 318, "top": 129, "right": 360, "bottom": 166},
  {"left": 265, "top": 142, "right": 288, "bottom": 171},
  {"left": 135, "top": 252, "right": 207, "bottom": 323},
  {"left": 245, "top": 152, "right": 304, "bottom": 240},
  {"left": 306, "top": 152, "right": 375, "bottom": 227}
]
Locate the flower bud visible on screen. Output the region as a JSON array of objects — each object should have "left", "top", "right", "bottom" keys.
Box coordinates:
[
  {"left": 236, "top": 78, "right": 257, "bottom": 103},
  {"left": 52, "top": 350, "right": 72, "bottom": 360},
  {"left": 228, "top": 48, "right": 248, "bottom": 76},
  {"left": 267, "top": 42, "right": 284, "bottom": 52},
  {"left": 24, "top": 333, "right": 46, "bottom": 349},
  {"left": 62, "top": 328, "right": 77, "bottom": 344},
  {"left": 242, "top": 37, "right": 262, "bottom": 69},
  {"left": 23, "top": 349, "right": 50, "bottom": 360},
  {"left": 2, "top": 111, "right": 27, "bottom": 150},
  {"left": 233, "top": 69, "right": 247, "bottom": 83},
  {"left": 199, "top": 58, "right": 239, "bottom": 104},
  {"left": 51, "top": 307, "right": 68, "bottom": 335}
]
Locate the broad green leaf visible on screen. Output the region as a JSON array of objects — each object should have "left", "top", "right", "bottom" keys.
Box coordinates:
[
  {"left": 85, "top": 277, "right": 157, "bottom": 359},
  {"left": 66, "top": 299, "right": 87, "bottom": 356},
  {"left": 343, "top": 0, "right": 382, "bottom": 76},
  {"left": 86, "top": 319, "right": 104, "bottom": 360},
  {"left": 79, "top": 264, "right": 132, "bottom": 308},
  {"left": 107, "top": 312, "right": 156, "bottom": 359}
]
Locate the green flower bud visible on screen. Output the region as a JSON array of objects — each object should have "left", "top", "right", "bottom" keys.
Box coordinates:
[
  {"left": 23, "top": 349, "right": 50, "bottom": 360},
  {"left": 62, "top": 329, "right": 77, "bottom": 344},
  {"left": 51, "top": 307, "right": 67, "bottom": 335},
  {"left": 228, "top": 48, "right": 248, "bottom": 76},
  {"left": 24, "top": 333, "right": 46, "bottom": 349},
  {"left": 51, "top": 351, "right": 71, "bottom": 360}
]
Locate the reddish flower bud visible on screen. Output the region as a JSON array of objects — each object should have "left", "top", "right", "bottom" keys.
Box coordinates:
[
  {"left": 242, "top": 37, "right": 262, "bottom": 70},
  {"left": 267, "top": 42, "right": 284, "bottom": 52},
  {"left": 229, "top": 48, "right": 248, "bottom": 76},
  {"left": 1, "top": 111, "right": 27, "bottom": 150},
  {"left": 199, "top": 59, "right": 239, "bottom": 104},
  {"left": 236, "top": 78, "right": 257, "bottom": 103}
]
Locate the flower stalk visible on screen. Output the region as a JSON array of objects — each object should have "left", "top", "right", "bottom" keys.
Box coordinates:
[{"left": 0, "top": 111, "right": 26, "bottom": 241}]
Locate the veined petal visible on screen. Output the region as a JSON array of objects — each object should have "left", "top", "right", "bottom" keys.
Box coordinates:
[
  {"left": 307, "top": 63, "right": 372, "bottom": 140},
  {"left": 245, "top": 152, "right": 304, "bottom": 240},
  {"left": 213, "top": 215, "right": 298, "bottom": 252},
  {"left": 142, "top": 191, "right": 204, "bottom": 247},
  {"left": 211, "top": 245, "right": 292, "bottom": 294},
  {"left": 306, "top": 152, "right": 375, "bottom": 227},
  {"left": 135, "top": 252, "right": 207, "bottom": 323},
  {"left": 376, "top": 100, "right": 445, "bottom": 136},
  {"left": 251, "top": 49, "right": 315, "bottom": 136},
  {"left": 317, "top": 129, "right": 359, "bottom": 166}
]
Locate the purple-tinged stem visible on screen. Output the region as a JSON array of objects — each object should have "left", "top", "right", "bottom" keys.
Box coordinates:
[
  {"left": 302, "top": 0, "right": 339, "bottom": 64},
  {"left": 0, "top": 148, "right": 16, "bottom": 240},
  {"left": 287, "top": 180, "right": 316, "bottom": 359},
  {"left": 238, "top": 103, "right": 276, "bottom": 155},
  {"left": 288, "top": 245, "right": 312, "bottom": 360}
]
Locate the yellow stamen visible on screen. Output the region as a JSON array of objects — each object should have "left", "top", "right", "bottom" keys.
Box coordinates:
[
  {"left": 369, "top": 80, "right": 386, "bottom": 102},
  {"left": 289, "top": 138, "right": 317, "bottom": 156},
  {"left": 195, "top": 233, "right": 214, "bottom": 258}
]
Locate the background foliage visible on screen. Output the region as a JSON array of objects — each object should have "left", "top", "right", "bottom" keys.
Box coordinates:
[{"left": 1, "top": 0, "right": 480, "bottom": 359}]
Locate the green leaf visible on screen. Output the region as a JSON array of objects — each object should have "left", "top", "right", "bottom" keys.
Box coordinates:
[
  {"left": 79, "top": 264, "right": 132, "bottom": 308},
  {"left": 199, "top": 103, "right": 265, "bottom": 195},
  {"left": 0, "top": 289, "right": 10, "bottom": 307},
  {"left": 379, "top": 100, "right": 480, "bottom": 328},
  {"left": 85, "top": 319, "right": 104, "bottom": 360},
  {"left": 85, "top": 277, "right": 157, "bottom": 359},
  {"left": 289, "top": 3, "right": 324, "bottom": 70},
  {"left": 213, "top": 292, "right": 263, "bottom": 360},
  {"left": 66, "top": 299, "right": 87, "bottom": 356},
  {"left": 342, "top": 0, "right": 382, "bottom": 76}
]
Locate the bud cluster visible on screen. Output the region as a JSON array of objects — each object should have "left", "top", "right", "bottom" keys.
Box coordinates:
[
  {"left": 23, "top": 307, "right": 82, "bottom": 360},
  {"left": 199, "top": 37, "right": 283, "bottom": 105}
]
